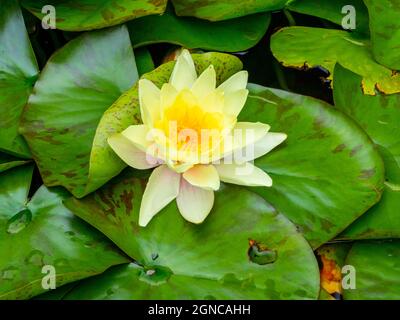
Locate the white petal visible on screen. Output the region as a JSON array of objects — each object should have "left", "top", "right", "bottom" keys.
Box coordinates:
[
  {"left": 218, "top": 70, "right": 248, "bottom": 93},
  {"left": 120, "top": 124, "right": 152, "bottom": 152},
  {"left": 230, "top": 132, "right": 287, "bottom": 163},
  {"left": 224, "top": 89, "right": 249, "bottom": 117},
  {"left": 215, "top": 162, "right": 273, "bottom": 187},
  {"left": 191, "top": 65, "right": 216, "bottom": 100},
  {"left": 183, "top": 164, "right": 220, "bottom": 191},
  {"left": 138, "top": 79, "right": 160, "bottom": 126},
  {"left": 177, "top": 178, "right": 214, "bottom": 224},
  {"left": 108, "top": 133, "right": 160, "bottom": 169},
  {"left": 212, "top": 122, "right": 270, "bottom": 162},
  {"left": 169, "top": 49, "right": 197, "bottom": 91},
  {"left": 139, "top": 165, "right": 180, "bottom": 227}
]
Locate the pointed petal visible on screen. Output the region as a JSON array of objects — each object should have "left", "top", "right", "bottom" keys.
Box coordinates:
[
  {"left": 169, "top": 49, "right": 197, "bottom": 91},
  {"left": 215, "top": 162, "right": 273, "bottom": 187},
  {"left": 191, "top": 65, "right": 216, "bottom": 100},
  {"left": 183, "top": 164, "right": 220, "bottom": 191},
  {"left": 139, "top": 165, "right": 180, "bottom": 227},
  {"left": 120, "top": 124, "right": 152, "bottom": 152},
  {"left": 108, "top": 133, "right": 160, "bottom": 169},
  {"left": 177, "top": 178, "right": 214, "bottom": 224},
  {"left": 212, "top": 122, "right": 270, "bottom": 162},
  {"left": 218, "top": 70, "right": 248, "bottom": 93},
  {"left": 236, "top": 132, "right": 287, "bottom": 163},
  {"left": 224, "top": 89, "right": 249, "bottom": 117},
  {"left": 138, "top": 79, "right": 161, "bottom": 126}
]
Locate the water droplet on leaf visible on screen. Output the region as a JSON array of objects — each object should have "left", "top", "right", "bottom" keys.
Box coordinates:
[
  {"left": 6, "top": 209, "right": 32, "bottom": 234},
  {"left": 25, "top": 250, "right": 45, "bottom": 266},
  {"left": 1, "top": 266, "right": 19, "bottom": 280}
]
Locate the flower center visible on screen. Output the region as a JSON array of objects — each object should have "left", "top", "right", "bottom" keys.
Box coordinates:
[{"left": 156, "top": 90, "right": 224, "bottom": 153}]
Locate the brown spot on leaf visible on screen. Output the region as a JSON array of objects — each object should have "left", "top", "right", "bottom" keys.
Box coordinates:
[
  {"left": 333, "top": 144, "right": 346, "bottom": 153},
  {"left": 359, "top": 168, "right": 376, "bottom": 179}
]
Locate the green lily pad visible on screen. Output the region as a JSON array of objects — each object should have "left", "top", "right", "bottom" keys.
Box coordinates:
[
  {"left": 343, "top": 240, "right": 400, "bottom": 300},
  {"left": 64, "top": 172, "right": 320, "bottom": 300},
  {"left": 0, "top": 0, "right": 38, "bottom": 158},
  {"left": 172, "top": 0, "right": 288, "bottom": 21},
  {"left": 364, "top": 0, "right": 400, "bottom": 70},
  {"left": 20, "top": 25, "right": 138, "bottom": 198},
  {"left": 90, "top": 52, "right": 243, "bottom": 197},
  {"left": 0, "top": 166, "right": 129, "bottom": 300},
  {"left": 334, "top": 64, "right": 400, "bottom": 240},
  {"left": 287, "top": 0, "right": 370, "bottom": 35},
  {"left": 240, "top": 84, "right": 384, "bottom": 248},
  {"left": 271, "top": 26, "right": 400, "bottom": 95},
  {"left": 21, "top": 0, "right": 168, "bottom": 31},
  {"left": 0, "top": 153, "right": 30, "bottom": 173},
  {"left": 127, "top": 5, "right": 271, "bottom": 52}
]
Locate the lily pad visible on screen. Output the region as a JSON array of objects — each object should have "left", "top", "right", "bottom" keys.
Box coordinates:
[
  {"left": 333, "top": 64, "right": 400, "bottom": 240},
  {"left": 240, "top": 84, "right": 384, "bottom": 248},
  {"left": 89, "top": 52, "right": 243, "bottom": 197},
  {"left": 364, "top": 0, "right": 400, "bottom": 70},
  {"left": 21, "top": 0, "right": 168, "bottom": 31},
  {"left": 172, "top": 0, "right": 288, "bottom": 21},
  {"left": 0, "top": 166, "right": 129, "bottom": 300},
  {"left": 20, "top": 25, "right": 138, "bottom": 198},
  {"left": 343, "top": 240, "right": 400, "bottom": 300},
  {"left": 127, "top": 5, "right": 271, "bottom": 52},
  {"left": 0, "top": 0, "right": 38, "bottom": 158},
  {"left": 287, "top": 0, "right": 370, "bottom": 35},
  {"left": 64, "top": 172, "right": 320, "bottom": 300},
  {"left": 0, "top": 153, "right": 30, "bottom": 173},
  {"left": 271, "top": 26, "right": 400, "bottom": 95}
]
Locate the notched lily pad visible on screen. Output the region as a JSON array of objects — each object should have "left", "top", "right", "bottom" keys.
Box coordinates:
[
  {"left": 20, "top": 25, "right": 138, "bottom": 198},
  {"left": 0, "top": 0, "right": 38, "bottom": 158},
  {"left": 64, "top": 172, "right": 320, "bottom": 299},
  {"left": 334, "top": 65, "right": 400, "bottom": 240},
  {"left": 271, "top": 26, "right": 400, "bottom": 95},
  {"left": 0, "top": 166, "right": 129, "bottom": 300},
  {"left": 241, "top": 84, "right": 385, "bottom": 248}
]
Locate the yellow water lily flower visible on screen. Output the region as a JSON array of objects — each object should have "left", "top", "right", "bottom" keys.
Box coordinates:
[{"left": 108, "top": 50, "right": 287, "bottom": 227}]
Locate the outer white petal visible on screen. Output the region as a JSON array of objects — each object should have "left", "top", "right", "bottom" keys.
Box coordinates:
[
  {"left": 138, "top": 79, "right": 160, "bottom": 126},
  {"left": 215, "top": 162, "right": 273, "bottom": 187},
  {"left": 191, "top": 65, "right": 216, "bottom": 100},
  {"left": 230, "top": 132, "right": 287, "bottom": 163},
  {"left": 169, "top": 49, "right": 197, "bottom": 91},
  {"left": 224, "top": 89, "right": 249, "bottom": 117},
  {"left": 177, "top": 178, "right": 214, "bottom": 224},
  {"left": 218, "top": 70, "right": 248, "bottom": 93},
  {"left": 120, "top": 124, "right": 152, "bottom": 152},
  {"left": 211, "top": 122, "right": 270, "bottom": 162},
  {"left": 139, "top": 165, "right": 180, "bottom": 227},
  {"left": 183, "top": 164, "right": 220, "bottom": 191},
  {"left": 108, "top": 133, "right": 160, "bottom": 169}
]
